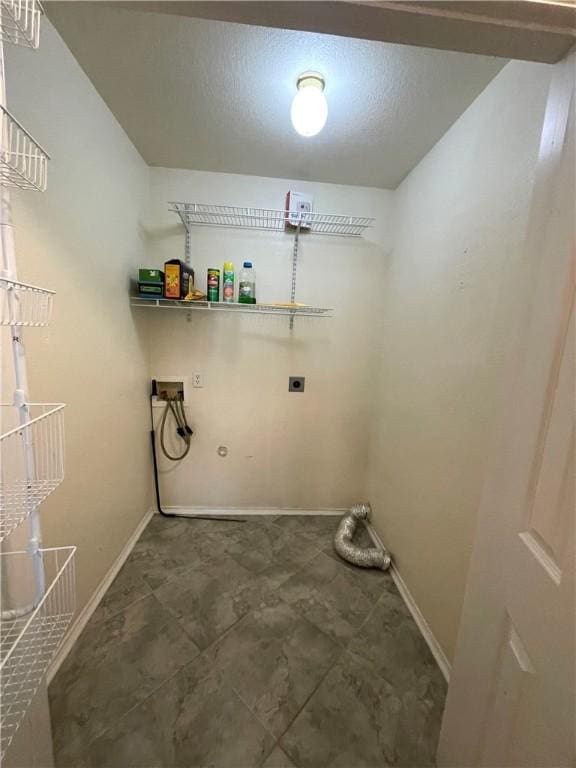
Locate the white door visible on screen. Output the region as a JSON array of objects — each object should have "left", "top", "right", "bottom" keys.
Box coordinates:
[{"left": 438, "top": 52, "right": 575, "bottom": 768}]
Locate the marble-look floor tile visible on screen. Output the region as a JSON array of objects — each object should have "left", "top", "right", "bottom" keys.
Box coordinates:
[
  {"left": 205, "top": 601, "right": 341, "bottom": 738},
  {"left": 392, "top": 686, "right": 446, "bottom": 768},
  {"left": 49, "top": 594, "right": 199, "bottom": 763},
  {"left": 140, "top": 514, "right": 247, "bottom": 540},
  {"left": 347, "top": 589, "right": 446, "bottom": 697},
  {"left": 222, "top": 522, "right": 321, "bottom": 575},
  {"left": 128, "top": 522, "right": 229, "bottom": 590},
  {"left": 270, "top": 516, "right": 340, "bottom": 548},
  {"left": 276, "top": 551, "right": 391, "bottom": 645},
  {"left": 51, "top": 514, "right": 447, "bottom": 768},
  {"left": 262, "top": 745, "right": 299, "bottom": 767},
  {"left": 170, "top": 516, "right": 253, "bottom": 538},
  {"left": 89, "top": 558, "right": 152, "bottom": 625},
  {"left": 281, "top": 652, "right": 402, "bottom": 768},
  {"left": 153, "top": 554, "right": 269, "bottom": 650},
  {"left": 86, "top": 655, "right": 274, "bottom": 768},
  {"left": 137, "top": 513, "right": 184, "bottom": 541},
  {"left": 345, "top": 590, "right": 447, "bottom": 765}
]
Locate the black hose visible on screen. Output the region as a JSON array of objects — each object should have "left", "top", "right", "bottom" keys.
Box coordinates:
[
  {"left": 150, "top": 427, "right": 169, "bottom": 517},
  {"left": 150, "top": 380, "right": 171, "bottom": 518}
]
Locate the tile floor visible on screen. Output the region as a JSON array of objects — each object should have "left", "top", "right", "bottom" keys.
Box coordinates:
[{"left": 49, "top": 515, "right": 447, "bottom": 768}]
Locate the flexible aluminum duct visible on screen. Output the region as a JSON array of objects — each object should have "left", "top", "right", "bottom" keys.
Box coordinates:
[{"left": 333, "top": 503, "right": 391, "bottom": 570}]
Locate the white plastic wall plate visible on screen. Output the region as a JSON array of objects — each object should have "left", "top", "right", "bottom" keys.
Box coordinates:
[{"left": 285, "top": 191, "right": 313, "bottom": 229}]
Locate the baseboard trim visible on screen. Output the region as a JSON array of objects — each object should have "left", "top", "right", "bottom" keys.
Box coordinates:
[
  {"left": 365, "top": 521, "right": 451, "bottom": 683},
  {"left": 47, "top": 508, "right": 154, "bottom": 684},
  {"left": 389, "top": 564, "right": 451, "bottom": 683},
  {"left": 156, "top": 506, "right": 346, "bottom": 517}
]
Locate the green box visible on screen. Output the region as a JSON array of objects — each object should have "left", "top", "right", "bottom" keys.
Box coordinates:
[
  {"left": 139, "top": 268, "right": 164, "bottom": 284},
  {"left": 138, "top": 283, "right": 163, "bottom": 296}
]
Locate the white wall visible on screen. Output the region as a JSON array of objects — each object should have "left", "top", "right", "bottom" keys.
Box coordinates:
[
  {"left": 3, "top": 20, "right": 151, "bottom": 632},
  {"left": 146, "top": 168, "right": 392, "bottom": 509},
  {"left": 366, "top": 60, "right": 553, "bottom": 663}
]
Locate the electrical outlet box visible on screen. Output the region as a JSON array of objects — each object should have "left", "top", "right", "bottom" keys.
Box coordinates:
[
  {"left": 192, "top": 372, "right": 203, "bottom": 388},
  {"left": 153, "top": 376, "right": 189, "bottom": 406},
  {"left": 156, "top": 380, "right": 184, "bottom": 401},
  {"left": 285, "top": 191, "right": 313, "bottom": 229},
  {"left": 289, "top": 376, "right": 305, "bottom": 393}
]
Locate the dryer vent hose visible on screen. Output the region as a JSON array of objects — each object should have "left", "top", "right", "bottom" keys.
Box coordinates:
[{"left": 333, "top": 503, "right": 391, "bottom": 570}]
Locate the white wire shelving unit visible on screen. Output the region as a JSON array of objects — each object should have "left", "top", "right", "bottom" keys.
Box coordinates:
[
  {"left": 169, "top": 202, "right": 374, "bottom": 237},
  {"left": 0, "top": 546, "right": 76, "bottom": 757},
  {"left": 0, "top": 104, "right": 49, "bottom": 191},
  {"left": 159, "top": 203, "right": 375, "bottom": 328},
  {"left": 1, "top": 277, "right": 55, "bottom": 326},
  {"left": 0, "top": 0, "right": 43, "bottom": 49},
  {"left": 0, "top": 3, "right": 73, "bottom": 761},
  {"left": 130, "top": 297, "right": 333, "bottom": 318},
  {"left": 0, "top": 403, "right": 65, "bottom": 543}
]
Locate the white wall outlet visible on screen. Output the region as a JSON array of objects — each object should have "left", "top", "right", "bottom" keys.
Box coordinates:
[{"left": 192, "top": 372, "right": 204, "bottom": 388}]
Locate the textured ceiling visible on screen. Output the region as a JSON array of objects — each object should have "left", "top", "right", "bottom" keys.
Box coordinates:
[{"left": 48, "top": 5, "right": 506, "bottom": 189}]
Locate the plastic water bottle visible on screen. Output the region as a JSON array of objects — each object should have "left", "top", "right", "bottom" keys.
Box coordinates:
[{"left": 238, "top": 262, "right": 256, "bottom": 304}]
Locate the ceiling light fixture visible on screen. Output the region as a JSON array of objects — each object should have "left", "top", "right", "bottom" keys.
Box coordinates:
[{"left": 291, "top": 72, "right": 328, "bottom": 138}]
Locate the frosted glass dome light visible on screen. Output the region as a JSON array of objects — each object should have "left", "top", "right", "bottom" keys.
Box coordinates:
[{"left": 291, "top": 73, "right": 328, "bottom": 138}]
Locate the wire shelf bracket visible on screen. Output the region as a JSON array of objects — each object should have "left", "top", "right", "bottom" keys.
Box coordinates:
[
  {"left": 0, "top": 546, "right": 76, "bottom": 759},
  {"left": 0, "top": 0, "right": 43, "bottom": 49},
  {"left": 0, "top": 403, "right": 66, "bottom": 542},
  {"left": 0, "top": 277, "right": 55, "bottom": 326},
  {"left": 0, "top": 105, "right": 49, "bottom": 191}
]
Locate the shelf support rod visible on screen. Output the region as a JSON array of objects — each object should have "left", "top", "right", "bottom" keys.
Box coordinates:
[
  {"left": 184, "top": 227, "right": 191, "bottom": 267},
  {"left": 184, "top": 217, "right": 192, "bottom": 322},
  {"left": 289, "top": 223, "right": 301, "bottom": 330}
]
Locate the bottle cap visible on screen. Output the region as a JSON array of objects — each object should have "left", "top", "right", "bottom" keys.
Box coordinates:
[
  {"left": 243, "top": 261, "right": 253, "bottom": 268},
  {"left": 224, "top": 262, "right": 234, "bottom": 271}
]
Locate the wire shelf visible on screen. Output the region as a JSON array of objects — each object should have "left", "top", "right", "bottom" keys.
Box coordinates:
[
  {"left": 0, "top": 404, "right": 65, "bottom": 542},
  {"left": 0, "top": 546, "right": 76, "bottom": 758},
  {"left": 0, "top": 278, "right": 55, "bottom": 326},
  {"left": 131, "top": 297, "right": 333, "bottom": 317},
  {"left": 169, "top": 202, "right": 374, "bottom": 237},
  {"left": 0, "top": 106, "right": 49, "bottom": 191},
  {"left": 0, "top": 0, "right": 43, "bottom": 49}
]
